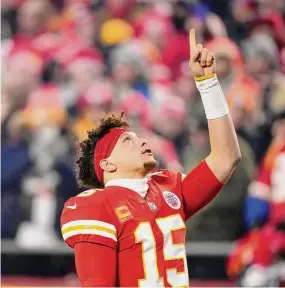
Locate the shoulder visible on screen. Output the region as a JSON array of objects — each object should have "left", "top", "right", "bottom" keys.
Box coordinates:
[
  {"left": 72, "top": 188, "right": 107, "bottom": 203},
  {"left": 148, "top": 169, "right": 183, "bottom": 186},
  {"left": 149, "top": 169, "right": 181, "bottom": 179},
  {"left": 61, "top": 189, "right": 108, "bottom": 218},
  {"left": 60, "top": 188, "right": 118, "bottom": 249}
]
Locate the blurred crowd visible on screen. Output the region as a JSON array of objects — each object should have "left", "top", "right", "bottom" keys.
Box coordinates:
[{"left": 1, "top": 0, "right": 285, "bottom": 256}]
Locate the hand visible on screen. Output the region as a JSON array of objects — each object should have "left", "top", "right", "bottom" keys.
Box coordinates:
[{"left": 189, "top": 29, "right": 216, "bottom": 78}]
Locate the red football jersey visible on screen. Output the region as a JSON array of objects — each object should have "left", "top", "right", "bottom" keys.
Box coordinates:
[
  {"left": 254, "top": 144, "right": 285, "bottom": 222},
  {"left": 61, "top": 169, "right": 189, "bottom": 287},
  {"left": 61, "top": 161, "right": 223, "bottom": 286}
]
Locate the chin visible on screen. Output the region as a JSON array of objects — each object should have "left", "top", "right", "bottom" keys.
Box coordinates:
[{"left": 143, "top": 159, "right": 159, "bottom": 173}]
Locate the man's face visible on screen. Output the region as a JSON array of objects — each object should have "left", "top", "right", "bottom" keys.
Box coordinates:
[{"left": 107, "top": 131, "right": 158, "bottom": 175}]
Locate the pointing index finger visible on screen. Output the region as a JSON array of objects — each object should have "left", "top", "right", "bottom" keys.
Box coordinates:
[{"left": 189, "top": 29, "right": 197, "bottom": 51}]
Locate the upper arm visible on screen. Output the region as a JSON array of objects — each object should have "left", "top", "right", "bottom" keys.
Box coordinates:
[
  {"left": 205, "top": 155, "right": 235, "bottom": 183},
  {"left": 61, "top": 193, "right": 118, "bottom": 285},
  {"left": 60, "top": 192, "right": 118, "bottom": 249},
  {"left": 75, "top": 242, "right": 117, "bottom": 287},
  {"left": 181, "top": 160, "right": 223, "bottom": 219},
  {"left": 183, "top": 157, "right": 235, "bottom": 184},
  {"left": 157, "top": 165, "right": 222, "bottom": 219}
]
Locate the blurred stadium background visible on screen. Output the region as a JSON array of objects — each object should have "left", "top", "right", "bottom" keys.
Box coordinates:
[{"left": 1, "top": 0, "right": 285, "bottom": 286}]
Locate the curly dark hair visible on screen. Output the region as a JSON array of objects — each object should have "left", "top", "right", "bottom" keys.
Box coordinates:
[{"left": 76, "top": 113, "right": 129, "bottom": 188}]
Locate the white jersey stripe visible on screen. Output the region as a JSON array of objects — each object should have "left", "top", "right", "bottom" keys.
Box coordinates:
[
  {"left": 61, "top": 219, "right": 116, "bottom": 232},
  {"left": 62, "top": 228, "right": 117, "bottom": 242}
]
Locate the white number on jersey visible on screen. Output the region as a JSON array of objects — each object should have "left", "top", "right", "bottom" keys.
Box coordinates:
[{"left": 134, "top": 214, "right": 189, "bottom": 287}]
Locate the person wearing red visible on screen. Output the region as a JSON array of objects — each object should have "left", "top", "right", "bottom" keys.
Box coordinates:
[
  {"left": 227, "top": 112, "right": 285, "bottom": 286},
  {"left": 60, "top": 29, "right": 241, "bottom": 287}
]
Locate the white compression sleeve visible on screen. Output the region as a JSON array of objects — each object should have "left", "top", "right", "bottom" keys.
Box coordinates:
[{"left": 195, "top": 75, "right": 229, "bottom": 120}]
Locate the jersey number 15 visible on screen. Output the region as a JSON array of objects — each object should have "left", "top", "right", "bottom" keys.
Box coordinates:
[{"left": 134, "top": 214, "right": 189, "bottom": 287}]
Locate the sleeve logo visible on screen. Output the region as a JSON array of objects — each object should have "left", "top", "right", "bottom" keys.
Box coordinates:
[
  {"left": 163, "top": 191, "right": 181, "bottom": 210},
  {"left": 66, "top": 203, "right": 77, "bottom": 209}
]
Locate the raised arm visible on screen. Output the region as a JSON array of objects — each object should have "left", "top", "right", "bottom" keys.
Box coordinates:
[
  {"left": 188, "top": 29, "right": 241, "bottom": 182},
  {"left": 180, "top": 30, "right": 241, "bottom": 218}
]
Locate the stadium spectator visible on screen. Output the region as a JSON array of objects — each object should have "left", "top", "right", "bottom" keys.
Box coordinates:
[{"left": 227, "top": 110, "right": 285, "bottom": 286}]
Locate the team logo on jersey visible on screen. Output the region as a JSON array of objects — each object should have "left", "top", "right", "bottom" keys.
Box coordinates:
[
  {"left": 115, "top": 205, "right": 133, "bottom": 223},
  {"left": 147, "top": 202, "right": 157, "bottom": 211},
  {"left": 66, "top": 203, "right": 77, "bottom": 210},
  {"left": 163, "top": 191, "right": 181, "bottom": 210}
]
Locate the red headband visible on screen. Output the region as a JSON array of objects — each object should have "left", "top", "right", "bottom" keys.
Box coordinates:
[{"left": 94, "top": 128, "right": 128, "bottom": 183}]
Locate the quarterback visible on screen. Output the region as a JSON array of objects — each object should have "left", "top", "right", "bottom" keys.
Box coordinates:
[{"left": 61, "top": 30, "right": 241, "bottom": 287}]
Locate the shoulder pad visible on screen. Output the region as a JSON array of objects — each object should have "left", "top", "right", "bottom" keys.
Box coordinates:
[
  {"left": 76, "top": 188, "right": 103, "bottom": 198},
  {"left": 60, "top": 188, "right": 117, "bottom": 249}
]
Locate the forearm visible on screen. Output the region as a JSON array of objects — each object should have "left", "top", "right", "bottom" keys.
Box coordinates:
[
  {"left": 206, "top": 114, "right": 241, "bottom": 182},
  {"left": 196, "top": 74, "right": 241, "bottom": 182}
]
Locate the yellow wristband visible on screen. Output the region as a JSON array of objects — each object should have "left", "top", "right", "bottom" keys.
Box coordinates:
[{"left": 194, "top": 73, "right": 216, "bottom": 82}]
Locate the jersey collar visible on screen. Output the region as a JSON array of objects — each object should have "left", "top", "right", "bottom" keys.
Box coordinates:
[{"left": 105, "top": 178, "right": 149, "bottom": 198}]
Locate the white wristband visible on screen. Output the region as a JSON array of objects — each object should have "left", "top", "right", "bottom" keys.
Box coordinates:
[{"left": 195, "top": 75, "right": 229, "bottom": 120}]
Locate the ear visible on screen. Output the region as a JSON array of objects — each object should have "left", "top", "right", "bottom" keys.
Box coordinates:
[{"left": 100, "top": 159, "right": 117, "bottom": 173}]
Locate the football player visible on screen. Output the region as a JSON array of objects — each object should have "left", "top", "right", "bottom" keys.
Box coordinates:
[{"left": 61, "top": 29, "right": 241, "bottom": 287}]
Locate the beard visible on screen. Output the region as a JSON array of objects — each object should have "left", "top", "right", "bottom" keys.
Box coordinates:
[{"left": 143, "top": 159, "right": 159, "bottom": 173}]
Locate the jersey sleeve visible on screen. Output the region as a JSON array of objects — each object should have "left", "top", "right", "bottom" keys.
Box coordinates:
[
  {"left": 182, "top": 160, "right": 223, "bottom": 219},
  {"left": 159, "top": 161, "right": 223, "bottom": 220},
  {"left": 60, "top": 191, "right": 118, "bottom": 249},
  {"left": 75, "top": 242, "right": 117, "bottom": 287}
]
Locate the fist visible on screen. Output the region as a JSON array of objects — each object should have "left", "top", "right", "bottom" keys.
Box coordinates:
[{"left": 189, "top": 29, "right": 216, "bottom": 78}]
